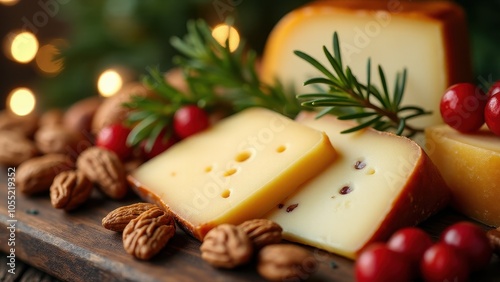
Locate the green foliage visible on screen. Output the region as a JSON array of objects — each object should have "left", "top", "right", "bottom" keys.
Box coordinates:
[
  {"left": 123, "top": 19, "right": 301, "bottom": 149},
  {"left": 38, "top": 0, "right": 310, "bottom": 110},
  {"left": 296, "top": 33, "right": 431, "bottom": 137}
]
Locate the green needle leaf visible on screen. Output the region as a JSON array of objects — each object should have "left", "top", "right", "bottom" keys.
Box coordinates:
[
  {"left": 294, "top": 50, "right": 335, "bottom": 81},
  {"left": 341, "top": 116, "right": 382, "bottom": 134},
  {"left": 337, "top": 112, "right": 377, "bottom": 120},
  {"left": 295, "top": 31, "right": 431, "bottom": 137}
]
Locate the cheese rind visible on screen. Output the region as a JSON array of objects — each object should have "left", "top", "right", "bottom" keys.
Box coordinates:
[
  {"left": 128, "top": 108, "right": 336, "bottom": 240},
  {"left": 265, "top": 112, "right": 449, "bottom": 259},
  {"left": 425, "top": 125, "right": 500, "bottom": 226},
  {"left": 261, "top": 0, "right": 472, "bottom": 128}
]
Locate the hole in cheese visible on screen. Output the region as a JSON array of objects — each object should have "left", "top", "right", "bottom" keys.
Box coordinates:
[
  {"left": 367, "top": 168, "right": 376, "bottom": 175},
  {"left": 221, "top": 189, "right": 231, "bottom": 198},
  {"left": 235, "top": 151, "right": 251, "bottom": 162},
  {"left": 276, "top": 145, "right": 287, "bottom": 153},
  {"left": 223, "top": 168, "right": 237, "bottom": 177}
]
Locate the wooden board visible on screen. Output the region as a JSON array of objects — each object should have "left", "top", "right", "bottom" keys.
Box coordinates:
[{"left": 1, "top": 171, "right": 500, "bottom": 281}]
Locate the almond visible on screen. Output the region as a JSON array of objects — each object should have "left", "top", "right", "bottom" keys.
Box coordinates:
[
  {"left": 102, "top": 203, "right": 157, "bottom": 232},
  {"left": 17, "top": 154, "right": 74, "bottom": 195}
]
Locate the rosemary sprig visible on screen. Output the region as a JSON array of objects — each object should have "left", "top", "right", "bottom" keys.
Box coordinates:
[
  {"left": 123, "top": 19, "right": 301, "bottom": 149},
  {"left": 170, "top": 19, "right": 301, "bottom": 118},
  {"left": 295, "top": 32, "right": 431, "bottom": 137}
]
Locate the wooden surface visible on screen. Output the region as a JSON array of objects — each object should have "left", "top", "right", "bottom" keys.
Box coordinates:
[{"left": 1, "top": 173, "right": 500, "bottom": 282}]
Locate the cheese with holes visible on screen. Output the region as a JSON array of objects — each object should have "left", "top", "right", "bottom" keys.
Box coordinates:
[
  {"left": 265, "top": 112, "right": 449, "bottom": 259},
  {"left": 261, "top": 0, "right": 472, "bottom": 128},
  {"left": 128, "top": 107, "right": 336, "bottom": 240},
  {"left": 426, "top": 125, "right": 500, "bottom": 227}
]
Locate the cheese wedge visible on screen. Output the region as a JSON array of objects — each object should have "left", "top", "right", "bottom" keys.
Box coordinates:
[
  {"left": 128, "top": 108, "right": 336, "bottom": 240},
  {"left": 426, "top": 125, "right": 500, "bottom": 226},
  {"left": 261, "top": 0, "right": 472, "bottom": 128},
  {"left": 265, "top": 112, "right": 449, "bottom": 259}
]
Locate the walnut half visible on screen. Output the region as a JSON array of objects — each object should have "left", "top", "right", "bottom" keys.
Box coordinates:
[
  {"left": 77, "top": 147, "right": 128, "bottom": 199},
  {"left": 50, "top": 170, "right": 93, "bottom": 211},
  {"left": 257, "top": 244, "right": 318, "bottom": 281},
  {"left": 238, "top": 219, "right": 283, "bottom": 249},
  {"left": 200, "top": 224, "right": 253, "bottom": 269},
  {"left": 122, "top": 207, "right": 176, "bottom": 260}
]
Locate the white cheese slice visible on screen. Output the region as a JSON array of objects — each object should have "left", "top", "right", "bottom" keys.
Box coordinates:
[
  {"left": 265, "top": 112, "right": 449, "bottom": 259},
  {"left": 261, "top": 0, "right": 472, "bottom": 128},
  {"left": 128, "top": 107, "right": 336, "bottom": 240}
]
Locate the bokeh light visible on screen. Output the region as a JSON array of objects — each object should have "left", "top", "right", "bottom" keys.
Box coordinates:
[
  {"left": 97, "top": 69, "right": 123, "bottom": 97},
  {"left": 0, "top": 0, "right": 19, "bottom": 6},
  {"left": 212, "top": 24, "right": 240, "bottom": 52},
  {"left": 8, "top": 88, "right": 36, "bottom": 116},
  {"left": 35, "top": 43, "right": 64, "bottom": 75},
  {"left": 8, "top": 31, "right": 39, "bottom": 63}
]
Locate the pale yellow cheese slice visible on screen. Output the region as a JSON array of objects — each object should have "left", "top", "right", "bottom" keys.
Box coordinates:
[
  {"left": 426, "top": 125, "right": 500, "bottom": 226},
  {"left": 261, "top": 0, "right": 472, "bottom": 128},
  {"left": 265, "top": 112, "right": 449, "bottom": 259},
  {"left": 128, "top": 107, "right": 336, "bottom": 240}
]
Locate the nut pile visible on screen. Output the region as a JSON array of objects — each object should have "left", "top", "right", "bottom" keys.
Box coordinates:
[
  {"left": 102, "top": 205, "right": 319, "bottom": 281},
  {"left": 102, "top": 203, "right": 175, "bottom": 260},
  {"left": 200, "top": 219, "right": 318, "bottom": 281},
  {"left": 0, "top": 86, "right": 152, "bottom": 211}
]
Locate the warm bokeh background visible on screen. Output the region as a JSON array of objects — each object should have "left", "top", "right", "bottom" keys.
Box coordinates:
[{"left": 0, "top": 0, "right": 498, "bottom": 114}]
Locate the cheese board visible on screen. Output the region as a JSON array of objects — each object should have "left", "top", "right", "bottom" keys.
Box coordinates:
[
  {"left": 1, "top": 1, "right": 500, "bottom": 281},
  {"left": 1, "top": 170, "right": 500, "bottom": 282}
]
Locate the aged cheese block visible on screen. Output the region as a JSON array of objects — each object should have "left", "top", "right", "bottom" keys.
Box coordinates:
[
  {"left": 128, "top": 107, "right": 336, "bottom": 240},
  {"left": 426, "top": 125, "right": 500, "bottom": 227},
  {"left": 265, "top": 112, "right": 450, "bottom": 259},
  {"left": 261, "top": 0, "right": 472, "bottom": 128}
]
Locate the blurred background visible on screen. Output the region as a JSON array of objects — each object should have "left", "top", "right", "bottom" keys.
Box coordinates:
[{"left": 0, "top": 0, "right": 498, "bottom": 116}]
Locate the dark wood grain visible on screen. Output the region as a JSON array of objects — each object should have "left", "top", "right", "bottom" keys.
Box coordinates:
[{"left": 1, "top": 171, "right": 500, "bottom": 281}]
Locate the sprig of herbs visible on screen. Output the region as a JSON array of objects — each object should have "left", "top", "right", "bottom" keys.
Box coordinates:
[
  {"left": 123, "top": 19, "right": 301, "bottom": 149},
  {"left": 124, "top": 20, "right": 431, "bottom": 149},
  {"left": 295, "top": 32, "right": 431, "bottom": 137},
  {"left": 170, "top": 19, "right": 301, "bottom": 117}
]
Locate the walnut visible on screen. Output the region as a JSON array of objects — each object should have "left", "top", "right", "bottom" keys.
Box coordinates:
[
  {"left": 35, "top": 125, "right": 86, "bottom": 156},
  {"left": 102, "top": 202, "right": 157, "bottom": 232},
  {"left": 39, "top": 108, "right": 64, "bottom": 127},
  {"left": 200, "top": 224, "right": 253, "bottom": 268},
  {"left": 257, "top": 244, "right": 318, "bottom": 281},
  {"left": 0, "top": 111, "right": 38, "bottom": 137},
  {"left": 122, "top": 207, "right": 176, "bottom": 260},
  {"left": 17, "top": 154, "right": 74, "bottom": 195},
  {"left": 238, "top": 219, "right": 282, "bottom": 249},
  {"left": 63, "top": 96, "right": 101, "bottom": 135},
  {"left": 0, "top": 130, "right": 38, "bottom": 166},
  {"left": 77, "top": 147, "right": 128, "bottom": 199},
  {"left": 50, "top": 170, "right": 93, "bottom": 211}
]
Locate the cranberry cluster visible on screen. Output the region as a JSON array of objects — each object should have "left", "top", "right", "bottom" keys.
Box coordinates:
[
  {"left": 95, "top": 105, "right": 209, "bottom": 160},
  {"left": 355, "top": 222, "right": 493, "bottom": 282},
  {"left": 440, "top": 82, "right": 500, "bottom": 135}
]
